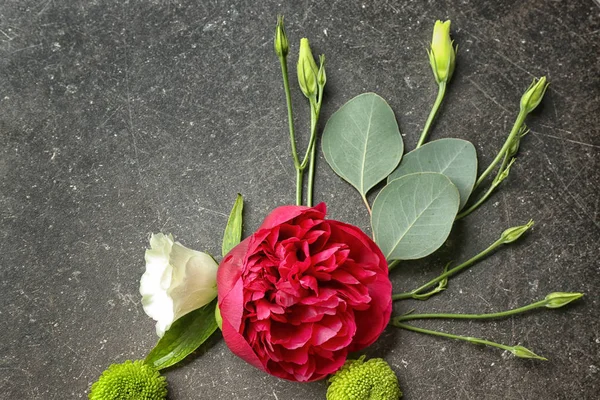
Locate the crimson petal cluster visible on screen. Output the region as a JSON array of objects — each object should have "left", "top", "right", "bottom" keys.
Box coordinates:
[{"left": 217, "top": 203, "right": 392, "bottom": 382}]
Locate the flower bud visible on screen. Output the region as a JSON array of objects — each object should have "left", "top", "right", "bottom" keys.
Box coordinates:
[
  {"left": 520, "top": 76, "right": 549, "bottom": 114},
  {"left": 499, "top": 219, "right": 534, "bottom": 244},
  {"left": 494, "top": 158, "right": 516, "bottom": 185},
  {"left": 509, "top": 345, "right": 547, "bottom": 361},
  {"left": 544, "top": 292, "right": 584, "bottom": 309},
  {"left": 428, "top": 20, "right": 456, "bottom": 84},
  {"left": 297, "top": 38, "right": 319, "bottom": 99},
  {"left": 317, "top": 54, "right": 326, "bottom": 89},
  {"left": 274, "top": 15, "right": 289, "bottom": 58}
]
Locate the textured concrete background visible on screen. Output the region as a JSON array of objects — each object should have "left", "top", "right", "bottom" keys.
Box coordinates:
[{"left": 1, "top": 0, "right": 599, "bottom": 399}]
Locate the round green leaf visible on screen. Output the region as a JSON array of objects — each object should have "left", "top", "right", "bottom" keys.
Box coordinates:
[
  {"left": 322, "top": 93, "right": 403, "bottom": 198},
  {"left": 388, "top": 138, "right": 477, "bottom": 210},
  {"left": 372, "top": 172, "right": 460, "bottom": 260}
]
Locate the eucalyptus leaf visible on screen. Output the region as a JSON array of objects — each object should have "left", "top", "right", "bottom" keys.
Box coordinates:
[
  {"left": 145, "top": 299, "right": 218, "bottom": 370},
  {"left": 322, "top": 93, "right": 403, "bottom": 201},
  {"left": 222, "top": 194, "right": 243, "bottom": 257},
  {"left": 372, "top": 172, "right": 460, "bottom": 260},
  {"left": 388, "top": 138, "right": 477, "bottom": 209}
]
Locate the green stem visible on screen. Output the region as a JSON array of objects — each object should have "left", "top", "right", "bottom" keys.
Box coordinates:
[
  {"left": 388, "top": 260, "right": 401, "bottom": 271},
  {"left": 392, "top": 238, "right": 504, "bottom": 301},
  {"left": 392, "top": 322, "right": 520, "bottom": 354},
  {"left": 474, "top": 110, "right": 527, "bottom": 189},
  {"left": 416, "top": 81, "right": 447, "bottom": 149},
  {"left": 305, "top": 91, "right": 323, "bottom": 207},
  {"left": 295, "top": 169, "right": 304, "bottom": 206},
  {"left": 278, "top": 56, "right": 300, "bottom": 169},
  {"left": 307, "top": 137, "right": 317, "bottom": 207},
  {"left": 456, "top": 152, "right": 511, "bottom": 220},
  {"left": 394, "top": 299, "right": 548, "bottom": 323}
]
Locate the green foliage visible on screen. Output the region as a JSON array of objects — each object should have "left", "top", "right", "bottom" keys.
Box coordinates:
[
  {"left": 372, "top": 172, "right": 459, "bottom": 260},
  {"left": 222, "top": 194, "right": 244, "bottom": 257},
  {"left": 145, "top": 299, "right": 218, "bottom": 370},
  {"left": 388, "top": 138, "right": 477, "bottom": 209},
  {"left": 322, "top": 93, "right": 403, "bottom": 202}
]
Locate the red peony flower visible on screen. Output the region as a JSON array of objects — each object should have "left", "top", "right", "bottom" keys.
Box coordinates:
[{"left": 217, "top": 203, "right": 392, "bottom": 382}]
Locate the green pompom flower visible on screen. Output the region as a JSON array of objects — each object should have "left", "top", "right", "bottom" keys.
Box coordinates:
[
  {"left": 89, "top": 360, "right": 167, "bottom": 400},
  {"left": 327, "top": 356, "right": 402, "bottom": 400}
]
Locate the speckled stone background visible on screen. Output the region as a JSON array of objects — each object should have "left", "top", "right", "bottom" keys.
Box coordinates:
[{"left": 1, "top": 0, "right": 599, "bottom": 399}]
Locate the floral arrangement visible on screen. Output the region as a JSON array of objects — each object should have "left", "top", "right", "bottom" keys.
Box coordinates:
[{"left": 89, "top": 17, "right": 583, "bottom": 400}]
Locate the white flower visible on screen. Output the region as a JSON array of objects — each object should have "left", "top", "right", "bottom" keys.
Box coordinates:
[{"left": 140, "top": 233, "right": 218, "bottom": 337}]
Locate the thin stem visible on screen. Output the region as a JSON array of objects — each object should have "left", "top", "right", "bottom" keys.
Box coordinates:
[
  {"left": 305, "top": 88, "right": 323, "bottom": 207},
  {"left": 416, "top": 81, "right": 447, "bottom": 149},
  {"left": 361, "top": 194, "right": 372, "bottom": 215},
  {"left": 388, "top": 260, "right": 401, "bottom": 271},
  {"left": 456, "top": 152, "right": 510, "bottom": 220},
  {"left": 278, "top": 57, "right": 300, "bottom": 169},
  {"left": 392, "top": 238, "right": 504, "bottom": 301},
  {"left": 307, "top": 136, "right": 317, "bottom": 207},
  {"left": 394, "top": 299, "right": 548, "bottom": 322},
  {"left": 392, "top": 322, "right": 517, "bottom": 354},
  {"left": 295, "top": 169, "right": 304, "bottom": 206},
  {"left": 474, "top": 110, "right": 526, "bottom": 189},
  {"left": 455, "top": 182, "right": 497, "bottom": 220}
]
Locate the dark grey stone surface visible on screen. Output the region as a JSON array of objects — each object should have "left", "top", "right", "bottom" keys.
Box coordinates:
[{"left": 1, "top": 0, "right": 599, "bottom": 399}]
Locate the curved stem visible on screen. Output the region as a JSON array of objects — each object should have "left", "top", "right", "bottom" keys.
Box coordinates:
[
  {"left": 392, "top": 238, "right": 504, "bottom": 301},
  {"left": 416, "top": 81, "right": 446, "bottom": 149},
  {"left": 455, "top": 181, "right": 497, "bottom": 220},
  {"left": 278, "top": 57, "right": 300, "bottom": 169},
  {"left": 394, "top": 299, "right": 548, "bottom": 322},
  {"left": 388, "top": 260, "right": 401, "bottom": 271},
  {"left": 474, "top": 110, "right": 526, "bottom": 189},
  {"left": 391, "top": 322, "right": 545, "bottom": 360}
]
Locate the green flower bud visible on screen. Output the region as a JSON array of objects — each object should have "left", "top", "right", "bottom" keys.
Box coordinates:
[
  {"left": 499, "top": 220, "right": 534, "bottom": 244},
  {"left": 509, "top": 345, "right": 547, "bottom": 361},
  {"left": 327, "top": 356, "right": 402, "bottom": 400},
  {"left": 428, "top": 20, "right": 456, "bottom": 84},
  {"left": 544, "top": 292, "right": 584, "bottom": 309},
  {"left": 520, "top": 76, "right": 549, "bottom": 114},
  {"left": 297, "top": 38, "right": 319, "bottom": 99},
  {"left": 317, "top": 54, "right": 327, "bottom": 89},
  {"left": 494, "top": 158, "right": 516, "bottom": 185},
  {"left": 89, "top": 360, "right": 167, "bottom": 400},
  {"left": 274, "top": 15, "right": 289, "bottom": 58}
]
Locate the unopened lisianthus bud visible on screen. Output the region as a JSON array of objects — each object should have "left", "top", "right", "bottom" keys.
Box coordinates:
[
  {"left": 297, "top": 38, "right": 319, "bottom": 98},
  {"left": 317, "top": 54, "right": 327, "bottom": 89},
  {"left": 544, "top": 292, "right": 584, "bottom": 309},
  {"left": 520, "top": 76, "right": 549, "bottom": 114},
  {"left": 500, "top": 220, "right": 534, "bottom": 244},
  {"left": 428, "top": 20, "right": 456, "bottom": 84},
  {"left": 274, "top": 15, "right": 289, "bottom": 58}
]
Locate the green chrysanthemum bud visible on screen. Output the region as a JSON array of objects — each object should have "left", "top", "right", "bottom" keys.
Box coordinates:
[
  {"left": 520, "top": 76, "right": 549, "bottom": 114},
  {"left": 327, "top": 356, "right": 402, "bottom": 400},
  {"left": 544, "top": 292, "right": 584, "bottom": 309},
  {"left": 89, "top": 360, "right": 167, "bottom": 400},
  {"left": 274, "top": 15, "right": 289, "bottom": 58},
  {"left": 428, "top": 20, "right": 456, "bottom": 84},
  {"left": 297, "top": 38, "right": 319, "bottom": 99},
  {"left": 499, "top": 220, "right": 534, "bottom": 244}
]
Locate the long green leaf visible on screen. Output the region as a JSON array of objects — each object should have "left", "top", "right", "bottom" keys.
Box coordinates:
[
  {"left": 372, "top": 172, "right": 459, "bottom": 260},
  {"left": 322, "top": 93, "right": 403, "bottom": 199},
  {"left": 222, "top": 194, "right": 243, "bottom": 257},
  {"left": 388, "top": 138, "right": 477, "bottom": 210},
  {"left": 145, "top": 299, "right": 218, "bottom": 370}
]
